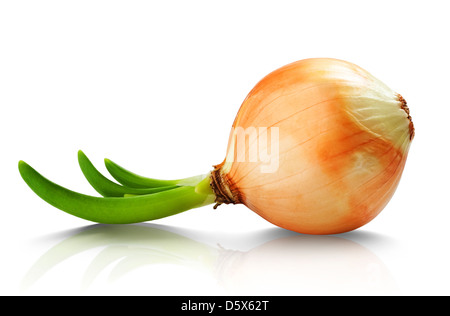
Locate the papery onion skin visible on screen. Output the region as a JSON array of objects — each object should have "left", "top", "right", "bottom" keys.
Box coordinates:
[{"left": 212, "top": 58, "right": 414, "bottom": 235}]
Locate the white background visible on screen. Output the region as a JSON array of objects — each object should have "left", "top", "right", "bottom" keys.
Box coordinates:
[{"left": 1, "top": 1, "right": 449, "bottom": 296}]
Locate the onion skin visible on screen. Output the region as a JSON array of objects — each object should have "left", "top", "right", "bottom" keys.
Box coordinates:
[{"left": 212, "top": 58, "right": 414, "bottom": 235}]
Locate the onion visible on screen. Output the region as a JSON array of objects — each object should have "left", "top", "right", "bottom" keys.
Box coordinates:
[
  {"left": 212, "top": 58, "right": 414, "bottom": 234},
  {"left": 19, "top": 58, "right": 414, "bottom": 235}
]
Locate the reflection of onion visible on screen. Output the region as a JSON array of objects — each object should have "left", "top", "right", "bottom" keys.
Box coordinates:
[
  {"left": 22, "top": 225, "right": 396, "bottom": 295},
  {"left": 215, "top": 234, "right": 398, "bottom": 295}
]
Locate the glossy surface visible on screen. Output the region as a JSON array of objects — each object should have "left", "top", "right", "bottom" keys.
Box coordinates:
[{"left": 2, "top": 0, "right": 447, "bottom": 297}]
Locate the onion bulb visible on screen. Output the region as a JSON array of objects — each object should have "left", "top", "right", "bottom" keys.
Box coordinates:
[
  {"left": 212, "top": 58, "right": 414, "bottom": 234},
  {"left": 18, "top": 58, "right": 414, "bottom": 235}
]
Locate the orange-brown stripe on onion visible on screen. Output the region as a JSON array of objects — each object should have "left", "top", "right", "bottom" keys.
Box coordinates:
[
  {"left": 210, "top": 58, "right": 414, "bottom": 235},
  {"left": 19, "top": 58, "right": 414, "bottom": 235}
]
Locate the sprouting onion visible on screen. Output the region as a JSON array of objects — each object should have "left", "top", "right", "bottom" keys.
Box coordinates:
[{"left": 18, "top": 58, "right": 414, "bottom": 234}]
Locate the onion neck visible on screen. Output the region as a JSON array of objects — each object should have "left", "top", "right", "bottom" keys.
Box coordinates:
[{"left": 210, "top": 163, "right": 241, "bottom": 209}]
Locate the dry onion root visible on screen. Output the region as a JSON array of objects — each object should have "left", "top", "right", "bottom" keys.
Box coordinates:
[{"left": 19, "top": 58, "right": 414, "bottom": 234}]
